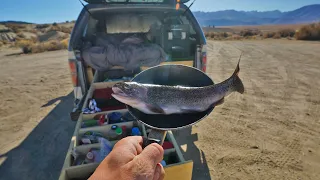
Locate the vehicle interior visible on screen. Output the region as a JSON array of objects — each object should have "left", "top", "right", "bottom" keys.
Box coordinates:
[{"left": 80, "top": 10, "right": 199, "bottom": 61}]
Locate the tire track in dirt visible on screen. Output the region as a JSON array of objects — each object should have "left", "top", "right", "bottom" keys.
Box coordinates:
[{"left": 206, "top": 41, "right": 314, "bottom": 179}]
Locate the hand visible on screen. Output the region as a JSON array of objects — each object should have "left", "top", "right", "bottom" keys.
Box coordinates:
[{"left": 89, "top": 136, "right": 165, "bottom": 180}]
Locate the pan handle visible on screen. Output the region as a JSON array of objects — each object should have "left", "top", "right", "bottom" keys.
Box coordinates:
[{"left": 142, "top": 129, "right": 167, "bottom": 148}]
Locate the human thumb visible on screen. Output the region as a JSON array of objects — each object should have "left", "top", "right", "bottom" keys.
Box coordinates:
[
  {"left": 137, "top": 143, "right": 164, "bottom": 166},
  {"left": 127, "top": 143, "right": 164, "bottom": 180}
]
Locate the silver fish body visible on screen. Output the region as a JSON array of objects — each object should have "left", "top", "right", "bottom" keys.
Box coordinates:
[{"left": 112, "top": 60, "right": 244, "bottom": 115}]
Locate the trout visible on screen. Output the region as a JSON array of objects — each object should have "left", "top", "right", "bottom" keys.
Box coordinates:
[{"left": 112, "top": 59, "right": 244, "bottom": 115}]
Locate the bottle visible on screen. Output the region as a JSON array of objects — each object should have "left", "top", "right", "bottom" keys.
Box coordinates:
[
  {"left": 108, "top": 112, "right": 122, "bottom": 124},
  {"left": 98, "top": 114, "right": 106, "bottom": 126},
  {"left": 160, "top": 160, "right": 167, "bottom": 167},
  {"left": 108, "top": 125, "right": 119, "bottom": 140},
  {"left": 115, "top": 127, "right": 123, "bottom": 139},
  {"left": 121, "top": 126, "right": 127, "bottom": 137},
  {"left": 97, "top": 138, "right": 113, "bottom": 162},
  {"left": 131, "top": 127, "right": 141, "bottom": 136},
  {"left": 81, "top": 119, "right": 98, "bottom": 128},
  {"left": 84, "top": 151, "right": 94, "bottom": 164}
]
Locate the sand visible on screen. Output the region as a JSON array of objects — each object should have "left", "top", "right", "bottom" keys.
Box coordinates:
[
  {"left": 0, "top": 40, "right": 320, "bottom": 180},
  {"left": 175, "top": 40, "right": 320, "bottom": 180}
]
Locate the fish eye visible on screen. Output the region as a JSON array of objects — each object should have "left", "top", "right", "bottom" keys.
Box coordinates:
[{"left": 124, "top": 84, "right": 130, "bottom": 90}]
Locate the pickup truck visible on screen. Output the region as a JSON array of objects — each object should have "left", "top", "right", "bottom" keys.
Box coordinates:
[{"left": 60, "top": 0, "right": 206, "bottom": 179}]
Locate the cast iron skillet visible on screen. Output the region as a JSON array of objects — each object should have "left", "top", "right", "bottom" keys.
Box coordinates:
[{"left": 126, "top": 64, "right": 215, "bottom": 146}]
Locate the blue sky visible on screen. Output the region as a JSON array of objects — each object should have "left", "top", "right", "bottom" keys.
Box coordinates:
[{"left": 1, "top": 0, "right": 320, "bottom": 23}]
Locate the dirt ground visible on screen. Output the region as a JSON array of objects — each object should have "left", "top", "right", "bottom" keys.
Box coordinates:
[
  {"left": 203, "top": 24, "right": 306, "bottom": 33},
  {"left": 179, "top": 40, "right": 320, "bottom": 180},
  {"left": 0, "top": 49, "right": 75, "bottom": 180},
  {"left": 0, "top": 40, "right": 320, "bottom": 180}
]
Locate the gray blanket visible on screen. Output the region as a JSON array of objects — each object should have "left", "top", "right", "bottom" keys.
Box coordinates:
[{"left": 82, "top": 35, "right": 166, "bottom": 71}]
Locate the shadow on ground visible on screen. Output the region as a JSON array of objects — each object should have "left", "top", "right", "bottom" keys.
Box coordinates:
[
  {"left": 41, "top": 95, "right": 70, "bottom": 107},
  {"left": 173, "top": 127, "right": 211, "bottom": 180},
  {"left": 5, "top": 52, "right": 24, "bottom": 56},
  {"left": 0, "top": 92, "right": 76, "bottom": 180}
]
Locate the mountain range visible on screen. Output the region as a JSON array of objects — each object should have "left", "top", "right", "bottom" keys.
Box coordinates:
[
  {"left": 193, "top": 4, "right": 320, "bottom": 26},
  {"left": 1, "top": 4, "right": 320, "bottom": 26}
]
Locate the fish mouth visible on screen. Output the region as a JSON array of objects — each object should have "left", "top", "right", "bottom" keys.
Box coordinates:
[
  {"left": 112, "top": 87, "right": 138, "bottom": 105},
  {"left": 112, "top": 87, "right": 129, "bottom": 97}
]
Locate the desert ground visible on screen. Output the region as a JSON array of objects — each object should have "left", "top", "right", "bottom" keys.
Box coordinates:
[
  {"left": 203, "top": 24, "right": 307, "bottom": 33},
  {"left": 1, "top": 40, "right": 320, "bottom": 180}
]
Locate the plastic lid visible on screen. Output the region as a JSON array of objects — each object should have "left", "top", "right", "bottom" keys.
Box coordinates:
[
  {"left": 108, "top": 112, "right": 122, "bottom": 121},
  {"left": 115, "top": 127, "right": 122, "bottom": 135},
  {"left": 131, "top": 127, "right": 141, "bottom": 136},
  {"left": 86, "top": 152, "right": 94, "bottom": 160},
  {"left": 111, "top": 125, "right": 118, "bottom": 130},
  {"left": 160, "top": 160, "right": 166, "bottom": 166}
]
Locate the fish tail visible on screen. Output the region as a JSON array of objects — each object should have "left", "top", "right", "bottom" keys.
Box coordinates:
[
  {"left": 232, "top": 53, "right": 241, "bottom": 76},
  {"left": 232, "top": 54, "right": 244, "bottom": 94}
]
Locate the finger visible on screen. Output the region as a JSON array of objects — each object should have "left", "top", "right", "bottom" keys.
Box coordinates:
[
  {"left": 106, "top": 136, "right": 143, "bottom": 166},
  {"left": 153, "top": 163, "right": 165, "bottom": 180},
  {"left": 113, "top": 136, "right": 143, "bottom": 155},
  {"left": 136, "top": 143, "right": 164, "bottom": 166}
]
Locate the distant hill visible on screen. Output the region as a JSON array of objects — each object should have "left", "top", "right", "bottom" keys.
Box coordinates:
[
  {"left": 274, "top": 4, "right": 320, "bottom": 24},
  {"left": 194, "top": 4, "right": 320, "bottom": 26},
  {"left": 0, "top": 21, "right": 33, "bottom": 24}
]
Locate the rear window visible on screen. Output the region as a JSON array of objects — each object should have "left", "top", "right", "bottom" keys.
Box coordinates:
[
  {"left": 106, "top": 13, "right": 160, "bottom": 33},
  {"left": 83, "top": 10, "right": 199, "bottom": 60},
  {"left": 104, "top": 12, "right": 196, "bottom": 34}
]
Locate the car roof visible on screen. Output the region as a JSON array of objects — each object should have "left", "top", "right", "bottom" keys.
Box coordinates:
[
  {"left": 85, "top": 3, "right": 188, "bottom": 13},
  {"left": 84, "top": 0, "right": 191, "bottom": 4}
]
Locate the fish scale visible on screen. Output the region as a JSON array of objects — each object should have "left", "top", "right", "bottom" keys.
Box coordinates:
[{"left": 112, "top": 59, "right": 244, "bottom": 114}]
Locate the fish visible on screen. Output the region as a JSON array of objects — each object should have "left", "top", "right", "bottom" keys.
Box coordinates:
[{"left": 111, "top": 58, "right": 244, "bottom": 115}]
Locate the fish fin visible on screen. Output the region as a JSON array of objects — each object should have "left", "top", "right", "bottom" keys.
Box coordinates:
[
  {"left": 233, "top": 75, "right": 244, "bottom": 94},
  {"left": 213, "top": 98, "right": 225, "bottom": 106},
  {"left": 146, "top": 104, "right": 165, "bottom": 114},
  {"left": 232, "top": 53, "right": 244, "bottom": 94},
  {"left": 233, "top": 53, "right": 242, "bottom": 76}
]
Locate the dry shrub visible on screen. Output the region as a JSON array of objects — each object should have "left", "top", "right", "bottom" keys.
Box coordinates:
[
  {"left": 60, "top": 26, "right": 72, "bottom": 34},
  {"left": 0, "top": 29, "right": 11, "bottom": 33},
  {"left": 47, "top": 25, "right": 72, "bottom": 34},
  {"left": 20, "top": 40, "right": 67, "bottom": 54},
  {"left": 231, "top": 34, "right": 243, "bottom": 40},
  {"left": 2, "top": 40, "right": 9, "bottom": 45},
  {"left": 36, "top": 24, "right": 50, "bottom": 29},
  {"left": 240, "top": 29, "right": 261, "bottom": 37},
  {"left": 210, "top": 32, "right": 215, "bottom": 38},
  {"left": 45, "top": 40, "right": 67, "bottom": 51},
  {"left": 6, "top": 23, "right": 25, "bottom": 33},
  {"left": 30, "top": 29, "right": 38, "bottom": 34},
  {"left": 263, "top": 32, "right": 276, "bottom": 39},
  {"left": 31, "top": 36, "right": 39, "bottom": 43},
  {"left": 15, "top": 39, "right": 35, "bottom": 48},
  {"left": 0, "top": 41, "right": 3, "bottom": 47},
  {"left": 278, "top": 29, "right": 295, "bottom": 37},
  {"left": 16, "top": 32, "right": 26, "bottom": 38},
  {"left": 273, "top": 32, "right": 281, "bottom": 39},
  {"left": 48, "top": 25, "right": 61, "bottom": 32},
  {"left": 15, "top": 39, "right": 36, "bottom": 53},
  {"left": 61, "top": 38, "right": 69, "bottom": 47},
  {"left": 204, "top": 32, "right": 215, "bottom": 39},
  {"left": 295, "top": 23, "right": 320, "bottom": 40}
]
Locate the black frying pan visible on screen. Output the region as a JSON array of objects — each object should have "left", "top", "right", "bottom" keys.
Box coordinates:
[{"left": 127, "top": 64, "right": 215, "bottom": 146}]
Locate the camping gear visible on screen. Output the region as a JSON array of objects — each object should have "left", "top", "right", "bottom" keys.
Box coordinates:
[
  {"left": 126, "top": 64, "right": 214, "bottom": 147},
  {"left": 81, "top": 35, "right": 166, "bottom": 71}
]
